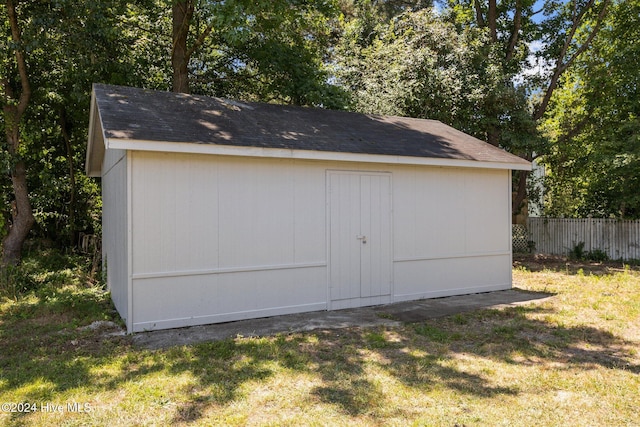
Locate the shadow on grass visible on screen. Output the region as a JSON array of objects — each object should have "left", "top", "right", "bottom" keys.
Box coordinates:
[
  {"left": 0, "top": 285, "right": 124, "bottom": 423},
  {"left": 413, "top": 305, "right": 640, "bottom": 373},
  {"left": 169, "top": 304, "right": 638, "bottom": 421},
  {"left": 1, "top": 289, "right": 639, "bottom": 424}
]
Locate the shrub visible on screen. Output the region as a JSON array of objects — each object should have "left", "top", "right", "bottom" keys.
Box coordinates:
[
  {"left": 569, "top": 242, "right": 586, "bottom": 260},
  {"left": 568, "top": 242, "right": 610, "bottom": 262},
  {"left": 0, "top": 264, "right": 38, "bottom": 299},
  {"left": 0, "top": 246, "right": 99, "bottom": 299},
  {"left": 586, "top": 249, "right": 609, "bottom": 262}
]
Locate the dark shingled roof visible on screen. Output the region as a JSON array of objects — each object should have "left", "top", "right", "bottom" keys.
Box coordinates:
[{"left": 93, "top": 84, "right": 530, "bottom": 167}]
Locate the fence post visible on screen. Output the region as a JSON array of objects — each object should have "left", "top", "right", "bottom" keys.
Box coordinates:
[{"left": 588, "top": 215, "right": 593, "bottom": 253}]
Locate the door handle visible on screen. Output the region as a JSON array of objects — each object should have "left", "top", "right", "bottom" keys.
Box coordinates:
[{"left": 356, "top": 235, "right": 367, "bottom": 244}]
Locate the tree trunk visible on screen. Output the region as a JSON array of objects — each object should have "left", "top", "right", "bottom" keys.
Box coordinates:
[
  {"left": 172, "top": 0, "right": 194, "bottom": 93},
  {"left": 512, "top": 169, "right": 529, "bottom": 220},
  {"left": 1, "top": 0, "right": 34, "bottom": 266},
  {"left": 2, "top": 159, "right": 35, "bottom": 266},
  {"left": 60, "top": 107, "right": 77, "bottom": 246},
  {"left": 488, "top": 0, "right": 497, "bottom": 42},
  {"left": 486, "top": 126, "right": 500, "bottom": 147},
  {"left": 523, "top": 0, "right": 611, "bottom": 220}
]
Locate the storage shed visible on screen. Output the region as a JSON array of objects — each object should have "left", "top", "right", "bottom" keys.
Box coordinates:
[{"left": 86, "top": 84, "right": 531, "bottom": 333}]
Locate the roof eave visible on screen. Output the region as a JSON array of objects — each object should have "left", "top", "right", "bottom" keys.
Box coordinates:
[{"left": 105, "top": 138, "right": 532, "bottom": 171}]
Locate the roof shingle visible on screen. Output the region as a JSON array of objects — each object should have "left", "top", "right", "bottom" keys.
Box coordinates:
[{"left": 92, "top": 84, "right": 530, "bottom": 168}]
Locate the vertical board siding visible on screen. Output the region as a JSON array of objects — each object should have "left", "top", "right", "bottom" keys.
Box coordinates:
[
  {"left": 393, "top": 167, "right": 510, "bottom": 260},
  {"left": 131, "top": 153, "right": 326, "bottom": 274},
  {"left": 393, "top": 254, "right": 512, "bottom": 301},
  {"left": 129, "top": 153, "right": 330, "bottom": 331},
  {"left": 123, "top": 152, "right": 515, "bottom": 331},
  {"left": 392, "top": 167, "right": 512, "bottom": 300},
  {"left": 101, "top": 149, "right": 129, "bottom": 321},
  {"left": 363, "top": 174, "right": 392, "bottom": 299},
  {"left": 327, "top": 171, "right": 392, "bottom": 308},
  {"left": 328, "top": 172, "right": 362, "bottom": 302},
  {"left": 528, "top": 218, "right": 640, "bottom": 260}
]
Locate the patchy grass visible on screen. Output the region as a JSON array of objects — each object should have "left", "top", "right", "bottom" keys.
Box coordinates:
[{"left": 1, "top": 253, "right": 639, "bottom": 426}]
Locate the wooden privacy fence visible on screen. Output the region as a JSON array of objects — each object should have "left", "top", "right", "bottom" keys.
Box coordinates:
[{"left": 526, "top": 218, "right": 640, "bottom": 260}]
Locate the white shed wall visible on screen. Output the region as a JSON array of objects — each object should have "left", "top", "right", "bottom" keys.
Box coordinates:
[
  {"left": 125, "top": 151, "right": 512, "bottom": 332},
  {"left": 392, "top": 167, "right": 512, "bottom": 300},
  {"left": 129, "top": 152, "right": 329, "bottom": 331},
  {"left": 101, "top": 148, "right": 130, "bottom": 327}
]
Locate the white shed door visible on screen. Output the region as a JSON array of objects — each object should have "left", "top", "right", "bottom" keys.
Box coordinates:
[{"left": 328, "top": 171, "right": 392, "bottom": 309}]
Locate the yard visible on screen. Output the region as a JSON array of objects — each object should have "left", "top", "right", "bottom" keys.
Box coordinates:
[{"left": 1, "top": 252, "right": 639, "bottom": 426}]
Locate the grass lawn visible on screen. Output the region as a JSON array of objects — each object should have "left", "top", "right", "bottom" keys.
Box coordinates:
[{"left": 1, "top": 251, "right": 639, "bottom": 426}]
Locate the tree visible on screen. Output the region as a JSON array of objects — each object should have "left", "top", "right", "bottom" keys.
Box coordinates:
[
  {"left": 445, "top": 0, "right": 612, "bottom": 219},
  {"left": 1, "top": 0, "right": 159, "bottom": 263},
  {"left": 336, "top": 0, "right": 612, "bottom": 219},
  {"left": 1, "top": 0, "right": 34, "bottom": 266},
  {"left": 540, "top": 0, "right": 640, "bottom": 218},
  {"left": 335, "top": 6, "right": 538, "bottom": 171},
  {"left": 20, "top": 1, "right": 154, "bottom": 245},
  {"left": 169, "top": 0, "right": 347, "bottom": 107},
  {"left": 336, "top": 9, "right": 513, "bottom": 135}
]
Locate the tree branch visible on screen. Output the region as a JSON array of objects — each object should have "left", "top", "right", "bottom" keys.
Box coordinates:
[
  {"left": 505, "top": 0, "right": 522, "bottom": 62},
  {"left": 561, "top": 0, "right": 610, "bottom": 72},
  {"left": 488, "top": 0, "right": 497, "bottom": 41},
  {"left": 557, "top": 0, "right": 596, "bottom": 66},
  {"left": 533, "top": 0, "right": 611, "bottom": 121},
  {"left": 473, "top": 0, "right": 486, "bottom": 27},
  {"left": 6, "top": 0, "right": 31, "bottom": 123},
  {"left": 531, "top": 7, "right": 544, "bottom": 16},
  {"left": 185, "top": 23, "right": 214, "bottom": 62}
]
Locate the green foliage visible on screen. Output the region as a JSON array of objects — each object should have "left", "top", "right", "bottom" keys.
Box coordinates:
[
  {"left": 0, "top": 247, "right": 100, "bottom": 299},
  {"left": 0, "top": 264, "right": 37, "bottom": 299},
  {"left": 569, "top": 242, "right": 587, "bottom": 260},
  {"left": 181, "top": 0, "right": 349, "bottom": 108},
  {"left": 568, "top": 242, "right": 610, "bottom": 262},
  {"left": 1, "top": 0, "right": 148, "bottom": 249},
  {"left": 541, "top": 0, "right": 640, "bottom": 218},
  {"left": 587, "top": 249, "right": 609, "bottom": 263},
  {"left": 334, "top": 7, "right": 541, "bottom": 154}
]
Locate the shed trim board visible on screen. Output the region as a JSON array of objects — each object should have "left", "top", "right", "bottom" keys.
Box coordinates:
[
  {"left": 95, "top": 137, "right": 530, "bottom": 173},
  {"left": 87, "top": 85, "right": 531, "bottom": 333},
  {"left": 134, "top": 302, "right": 329, "bottom": 332},
  {"left": 509, "top": 170, "right": 515, "bottom": 291},
  {"left": 131, "top": 261, "right": 328, "bottom": 280},
  {"left": 393, "top": 250, "right": 511, "bottom": 263},
  {"left": 126, "top": 151, "right": 134, "bottom": 333}
]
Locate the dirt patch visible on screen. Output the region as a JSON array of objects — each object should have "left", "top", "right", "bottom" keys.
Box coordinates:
[{"left": 513, "top": 254, "right": 639, "bottom": 274}]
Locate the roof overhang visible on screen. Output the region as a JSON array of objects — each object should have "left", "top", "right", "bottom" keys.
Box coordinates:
[
  {"left": 85, "top": 87, "right": 532, "bottom": 177},
  {"left": 97, "top": 137, "right": 532, "bottom": 171}
]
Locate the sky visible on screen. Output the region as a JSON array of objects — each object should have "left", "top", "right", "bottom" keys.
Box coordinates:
[{"left": 531, "top": 0, "right": 548, "bottom": 24}]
